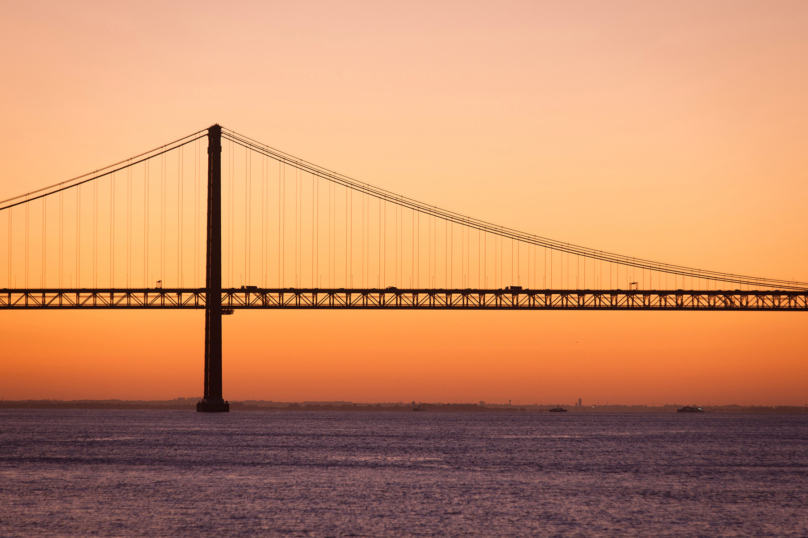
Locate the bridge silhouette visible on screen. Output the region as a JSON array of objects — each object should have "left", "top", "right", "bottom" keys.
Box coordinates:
[{"left": 2, "top": 125, "right": 805, "bottom": 411}]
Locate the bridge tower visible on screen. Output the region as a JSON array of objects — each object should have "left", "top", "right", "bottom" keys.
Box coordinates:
[{"left": 197, "top": 125, "right": 229, "bottom": 412}]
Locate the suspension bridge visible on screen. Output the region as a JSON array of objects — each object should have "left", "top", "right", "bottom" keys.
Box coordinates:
[{"left": 2, "top": 125, "right": 805, "bottom": 411}]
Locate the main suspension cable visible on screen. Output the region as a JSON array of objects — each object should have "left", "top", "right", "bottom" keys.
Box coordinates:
[{"left": 222, "top": 128, "right": 807, "bottom": 290}]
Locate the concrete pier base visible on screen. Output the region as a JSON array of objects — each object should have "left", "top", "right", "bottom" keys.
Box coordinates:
[{"left": 196, "top": 398, "right": 230, "bottom": 412}]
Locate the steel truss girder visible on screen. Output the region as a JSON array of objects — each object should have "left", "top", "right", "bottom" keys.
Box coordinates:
[
  {"left": 1, "top": 288, "right": 807, "bottom": 311},
  {"left": 0, "top": 289, "right": 205, "bottom": 309}
]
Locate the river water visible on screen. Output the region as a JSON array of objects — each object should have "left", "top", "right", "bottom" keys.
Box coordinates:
[{"left": 1, "top": 410, "right": 806, "bottom": 537}]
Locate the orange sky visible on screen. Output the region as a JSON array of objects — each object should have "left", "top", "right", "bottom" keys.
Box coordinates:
[{"left": 1, "top": 1, "right": 807, "bottom": 405}]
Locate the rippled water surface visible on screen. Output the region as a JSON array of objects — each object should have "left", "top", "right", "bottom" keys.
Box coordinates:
[{"left": 1, "top": 410, "right": 807, "bottom": 537}]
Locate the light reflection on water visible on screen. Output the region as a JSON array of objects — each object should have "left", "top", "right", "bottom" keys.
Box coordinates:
[{"left": 1, "top": 410, "right": 806, "bottom": 537}]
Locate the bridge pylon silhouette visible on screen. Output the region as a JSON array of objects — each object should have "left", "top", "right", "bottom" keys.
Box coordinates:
[{"left": 197, "top": 125, "right": 228, "bottom": 412}]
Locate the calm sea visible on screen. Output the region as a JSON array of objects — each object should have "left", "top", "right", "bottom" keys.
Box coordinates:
[{"left": 1, "top": 410, "right": 806, "bottom": 537}]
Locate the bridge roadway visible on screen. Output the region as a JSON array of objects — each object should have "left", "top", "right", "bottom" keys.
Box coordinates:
[{"left": 1, "top": 287, "right": 807, "bottom": 311}]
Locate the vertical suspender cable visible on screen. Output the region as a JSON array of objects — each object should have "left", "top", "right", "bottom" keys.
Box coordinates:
[
  {"left": 431, "top": 215, "right": 435, "bottom": 287},
  {"left": 194, "top": 140, "right": 198, "bottom": 288},
  {"left": 292, "top": 168, "right": 300, "bottom": 287},
  {"left": 268, "top": 156, "right": 272, "bottom": 287},
  {"left": 262, "top": 155, "right": 266, "bottom": 287},
  {"left": 511, "top": 238, "right": 514, "bottom": 287},
  {"left": 417, "top": 211, "right": 421, "bottom": 288},
  {"left": 296, "top": 168, "right": 300, "bottom": 286},
  {"left": 332, "top": 182, "right": 336, "bottom": 287},
  {"left": 263, "top": 156, "right": 268, "bottom": 287},
  {"left": 128, "top": 164, "right": 132, "bottom": 287},
  {"left": 246, "top": 148, "right": 250, "bottom": 285},
  {"left": 93, "top": 179, "right": 97, "bottom": 287},
  {"left": 345, "top": 186, "right": 348, "bottom": 287},
  {"left": 76, "top": 188, "right": 80, "bottom": 287},
  {"left": 160, "top": 156, "right": 164, "bottom": 286},
  {"left": 232, "top": 140, "right": 236, "bottom": 286},
  {"left": 312, "top": 172, "right": 315, "bottom": 287},
  {"left": 396, "top": 204, "right": 401, "bottom": 288},
  {"left": 42, "top": 198, "right": 46, "bottom": 287},
  {"left": 350, "top": 188, "right": 353, "bottom": 288},
  {"left": 225, "top": 140, "right": 230, "bottom": 286},
  {"left": 498, "top": 234, "right": 501, "bottom": 288},
  {"left": 378, "top": 197, "right": 381, "bottom": 288},
  {"left": 394, "top": 204, "right": 397, "bottom": 286},
  {"left": 326, "top": 180, "right": 330, "bottom": 286},
  {"left": 59, "top": 192, "right": 62, "bottom": 287},
  {"left": 58, "top": 192, "right": 62, "bottom": 287},
  {"left": 315, "top": 175, "right": 319, "bottom": 286},
  {"left": 463, "top": 224, "right": 467, "bottom": 288},
  {"left": 226, "top": 141, "right": 230, "bottom": 286},
  {"left": 459, "top": 223, "right": 463, "bottom": 288},
  {"left": 178, "top": 149, "right": 183, "bottom": 287},
  {"left": 450, "top": 221, "right": 453, "bottom": 288},
  {"left": 228, "top": 141, "right": 233, "bottom": 286},
  {"left": 297, "top": 168, "right": 302, "bottom": 287},
  {"left": 570, "top": 250, "right": 573, "bottom": 289},
  {"left": 443, "top": 220, "right": 450, "bottom": 289},
  {"left": 281, "top": 162, "right": 285, "bottom": 287},
  {"left": 467, "top": 220, "right": 470, "bottom": 287},
  {"left": 145, "top": 159, "right": 149, "bottom": 287},
  {"left": 364, "top": 191, "right": 368, "bottom": 288},
  {"left": 25, "top": 198, "right": 29, "bottom": 287},
  {"left": 292, "top": 165, "right": 295, "bottom": 286},
  {"left": 163, "top": 155, "right": 168, "bottom": 285},
  {"left": 494, "top": 235, "right": 498, "bottom": 289},
  {"left": 363, "top": 191, "right": 366, "bottom": 287},
  {"left": 7, "top": 209, "right": 11, "bottom": 288},
  {"left": 245, "top": 147, "right": 249, "bottom": 286},
  {"left": 278, "top": 161, "right": 281, "bottom": 287},
  {"left": 427, "top": 214, "right": 430, "bottom": 287},
  {"left": 397, "top": 203, "right": 400, "bottom": 287}
]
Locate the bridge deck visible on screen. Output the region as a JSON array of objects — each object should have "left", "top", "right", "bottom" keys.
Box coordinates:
[{"left": 1, "top": 288, "right": 806, "bottom": 311}]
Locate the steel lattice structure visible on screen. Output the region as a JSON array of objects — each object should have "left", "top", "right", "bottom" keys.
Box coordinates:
[{"left": 3, "top": 287, "right": 806, "bottom": 311}]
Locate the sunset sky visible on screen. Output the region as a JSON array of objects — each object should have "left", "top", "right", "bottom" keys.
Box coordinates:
[{"left": 1, "top": 1, "right": 807, "bottom": 405}]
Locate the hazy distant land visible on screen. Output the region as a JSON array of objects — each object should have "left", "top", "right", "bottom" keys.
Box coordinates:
[{"left": 1, "top": 399, "right": 806, "bottom": 413}]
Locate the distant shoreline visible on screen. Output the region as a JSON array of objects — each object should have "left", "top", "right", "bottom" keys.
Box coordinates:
[{"left": 1, "top": 400, "right": 806, "bottom": 414}]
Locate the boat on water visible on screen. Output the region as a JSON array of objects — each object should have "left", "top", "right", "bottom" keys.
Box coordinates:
[
  {"left": 676, "top": 406, "right": 705, "bottom": 413},
  {"left": 548, "top": 406, "right": 567, "bottom": 413}
]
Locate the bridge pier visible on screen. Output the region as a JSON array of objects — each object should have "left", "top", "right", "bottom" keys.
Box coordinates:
[{"left": 197, "top": 124, "right": 229, "bottom": 413}]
